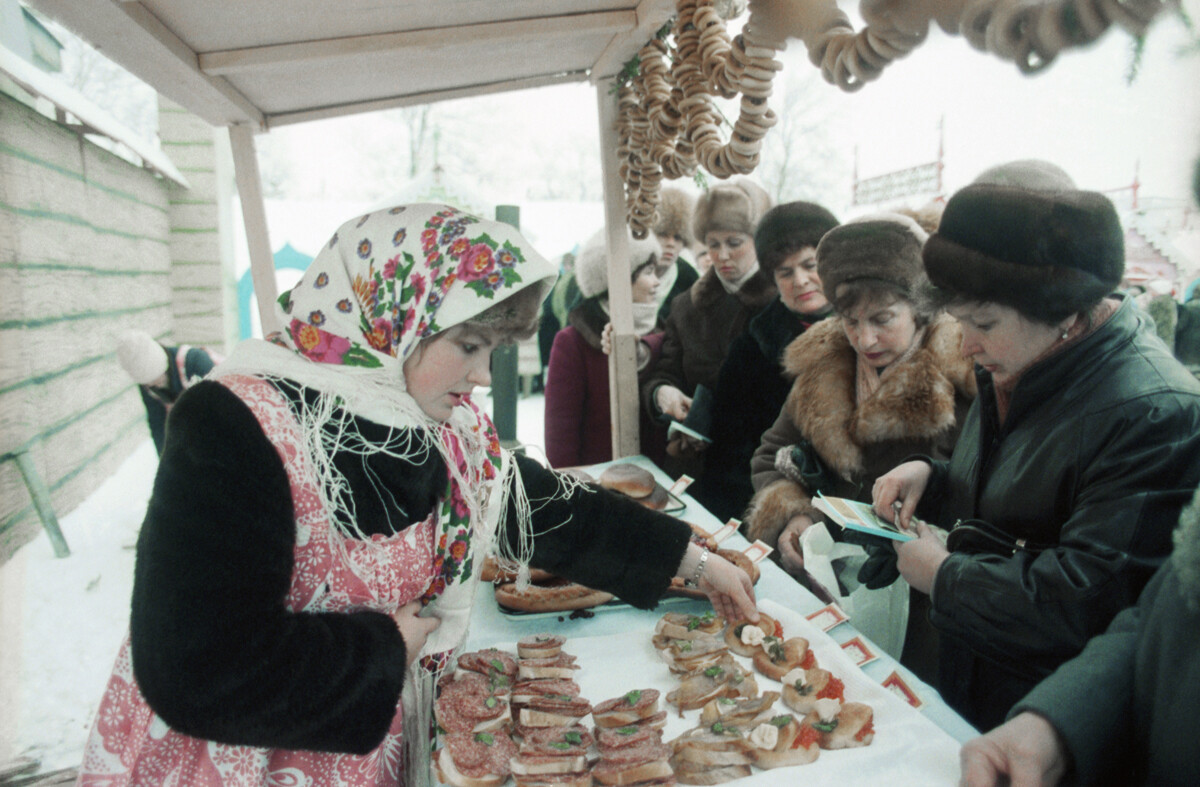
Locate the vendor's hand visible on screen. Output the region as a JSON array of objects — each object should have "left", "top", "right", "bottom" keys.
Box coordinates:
[
  {"left": 698, "top": 551, "right": 758, "bottom": 624},
  {"left": 656, "top": 386, "right": 692, "bottom": 422},
  {"left": 894, "top": 521, "right": 949, "bottom": 595},
  {"left": 873, "top": 460, "right": 932, "bottom": 531},
  {"left": 392, "top": 600, "right": 441, "bottom": 668},
  {"left": 601, "top": 322, "right": 615, "bottom": 356},
  {"left": 959, "top": 712, "right": 1070, "bottom": 787},
  {"left": 777, "top": 515, "right": 815, "bottom": 576}
]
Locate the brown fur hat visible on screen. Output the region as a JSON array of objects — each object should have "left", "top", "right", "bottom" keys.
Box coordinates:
[
  {"left": 816, "top": 213, "right": 929, "bottom": 303},
  {"left": 693, "top": 178, "right": 772, "bottom": 242},
  {"left": 923, "top": 183, "right": 1124, "bottom": 324},
  {"left": 654, "top": 188, "right": 696, "bottom": 247}
]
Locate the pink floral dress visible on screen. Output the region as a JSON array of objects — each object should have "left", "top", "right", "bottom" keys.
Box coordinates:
[{"left": 78, "top": 375, "right": 438, "bottom": 787}]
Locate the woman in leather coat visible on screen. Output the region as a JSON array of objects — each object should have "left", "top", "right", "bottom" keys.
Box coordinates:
[{"left": 874, "top": 162, "right": 1200, "bottom": 731}]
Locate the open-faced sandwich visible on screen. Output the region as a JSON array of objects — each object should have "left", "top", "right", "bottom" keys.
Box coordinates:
[
  {"left": 435, "top": 672, "right": 512, "bottom": 735},
  {"left": 655, "top": 610, "right": 725, "bottom": 641},
  {"left": 669, "top": 720, "right": 754, "bottom": 784},
  {"left": 698, "top": 691, "right": 780, "bottom": 729},
  {"left": 802, "top": 698, "right": 875, "bottom": 750},
  {"left": 658, "top": 634, "right": 728, "bottom": 675},
  {"left": 592, "top": 689, "right": 663, "bottom": 729},
  {"left": 780, "top": 666, "right": 845, "bottom": 715},
  {"left": 666, "top": 655, "right": 758, "bottom": 713},
  {"left": 751, "top": 636, "right": 816, "bottom": 682},
  {"left": 435, "top": 730, "right": 519, "bottom": 787},
  {"left": 722, "top": 613, "right": 780, "bottom": 657},
  {"left": 745, "top": 714, "right": 821, "bottom": 769},
  {"left": 518, "top": 634, "right": 567, "bottom": 660},
  {"left": 456, "top": 648, "right": 519, "bottom": 695},
  {"left": 518, "top": 652, "right": 581, "bottom": 681}
]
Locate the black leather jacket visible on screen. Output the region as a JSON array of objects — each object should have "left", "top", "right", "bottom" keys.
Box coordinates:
[{"left": 920, "top": 297, "right": 1200, "bottom": 730}]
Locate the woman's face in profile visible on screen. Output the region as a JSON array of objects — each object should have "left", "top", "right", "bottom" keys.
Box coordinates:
[
  {"left": 949, "top": 302, "right": 1066, "bottom": 386},
  {"left": 705, "top": 230, "right": 757, "bottom": 283},
  {"left": 402, "top": 325, "right": 496, "bottom": 421}
]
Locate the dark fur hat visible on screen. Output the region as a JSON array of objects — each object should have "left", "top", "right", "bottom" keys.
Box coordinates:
[
  {"left": 693, "top": 178, "right": 771, "bottom": 242},
  {"left": 754, "top": 201, "right": 840, "bottom": 277},
  {"left": 654, "top": 188, "right": 697, "bottom": 247},
  {"left": 923, "top": 184, "right": 1124, "bottom": 323},
  {"left": 816, "top": 213, "right": 929, "bottom": 302}
]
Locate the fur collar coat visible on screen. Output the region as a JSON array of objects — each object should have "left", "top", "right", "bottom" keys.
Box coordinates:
[{"left": 745, "top": 313, "right": 976, "bottom": 548}]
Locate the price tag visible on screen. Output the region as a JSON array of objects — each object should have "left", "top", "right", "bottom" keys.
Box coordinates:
[
  {"left": 668, "top": 474, "right": 694, "bottom": 497},
  {"left": 742, "top": 539, "right": 773, "bottom": 564},
  {"left": 711, "top": 519, "right": 739, "bottom": 544}
]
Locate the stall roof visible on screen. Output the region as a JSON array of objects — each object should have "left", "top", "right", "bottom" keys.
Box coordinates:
[{"left": 25, "top": 0, "right": 674, "bottom": 129}]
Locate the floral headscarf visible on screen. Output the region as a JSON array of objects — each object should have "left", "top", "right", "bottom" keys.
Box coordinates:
[{"left": 210, "top": 204, "right": 559, "bottom": 784}]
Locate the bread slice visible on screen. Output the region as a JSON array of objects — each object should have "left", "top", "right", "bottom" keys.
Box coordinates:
[
  {"left": 591, "top": 757, "right": 673, "bottom": 786},
  {"left": 781, "top": 668, "right": 844, "bottom": 715},
  {"left": 746, "top": 716, "right": 821, "bottom": 769},
  {"left": 810, "top": 701, "right": 875, "bottom": 750},
  {"left": 655, "top": 611, "right": 725, "bottom": 641},
  {"left": 592, "top": 689, "right": 661, "bottom": 728},
  {"left": 751, "top": 636, "right": 814, "bottom": 681},
  {"left": 722, "top": 614, "right": 779, "bottom": 657}
]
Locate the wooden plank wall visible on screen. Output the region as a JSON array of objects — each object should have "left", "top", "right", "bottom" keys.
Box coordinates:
[
  {"left": 0, "top": 92, "right": 172, "bottom": 559},
  {"left": 160, "top": 96, "right": 232, "bottom": 349}
]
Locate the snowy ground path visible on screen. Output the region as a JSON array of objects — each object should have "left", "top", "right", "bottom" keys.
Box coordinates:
[{"left": 0, "top": 392, "right": 548, "bottom": 774}]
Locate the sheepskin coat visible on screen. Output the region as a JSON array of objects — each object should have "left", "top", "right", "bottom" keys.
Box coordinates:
[{"left": 745, "top": 313, "right": 976, "bottom": 549}]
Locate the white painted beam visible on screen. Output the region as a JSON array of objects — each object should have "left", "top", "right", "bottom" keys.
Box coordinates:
[
  {"left": 25, "top": 0, "right": 264, "bottom": 128},
  {"left": 590, "top": 0, "right": 675, "bottom": 80},
  {"left": 199, "top": 11, "right": 637, "bottom": 75},
  {"left": 227, "top": 124, "right": 281, "bottom": 338},
  {"left": 597, "top": 83, "right": 641, "bottom": 460}
]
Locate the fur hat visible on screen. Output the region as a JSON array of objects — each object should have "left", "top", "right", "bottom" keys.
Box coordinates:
[
  {"left": 574, "top": 228, "right": 663, "bottom": 299},
  {"left": 817, "top": 213, "right": 929, "bottom": 302},
  {"left": 923, "top": 183, "right": 1124, "bottom": 323},
  {"left": 653, "top": 188, "right": 696, "bottom": 247},
  {"left": 693, "top": 178, "right": 772, "bottom": 242},
  {"left": 116, "top": 330, "right": 167, "bottom": 384},
  {"left": 971, "top": 159, "right": 1076, "bottom": 191},
  {"left": 754, "top": 201, "right": 840, "bottom": 276}
]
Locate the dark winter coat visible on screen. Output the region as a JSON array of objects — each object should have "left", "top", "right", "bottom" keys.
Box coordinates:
[
  {"left": 543, "top": 298, "right": 666, "bottom": 468},
  {"left": 691, "top": 296, "right": 830, "bottom": 522},
  {"left": 641, "top": 266, "right": 777, "bottom": 417},
  {"left": 131, "top": 379, "right": 691, "bottom": 754},
  {"left": 744, "top": 313, "right": 975, "bottom": 550},
  {"left": 139, "top": 345, "right": 217, "bottom": 455},
  {"left": 1013, "top": 507, "right": 1200, "bottom": 786},
  {"left": 919, "top": 296, "right": 1200, "bottom": 731}
]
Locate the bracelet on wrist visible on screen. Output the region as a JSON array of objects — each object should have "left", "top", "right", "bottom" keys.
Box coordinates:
[{"left": 684, "top": 549, "right": 709, "bottom": 588}]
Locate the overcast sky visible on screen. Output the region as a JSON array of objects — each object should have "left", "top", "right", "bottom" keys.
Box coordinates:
[{"left": 266, "top": 6, "right": 1198, "bottom": 219}]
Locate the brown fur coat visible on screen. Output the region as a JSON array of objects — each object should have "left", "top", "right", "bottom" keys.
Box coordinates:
[{"left": 744, "top": 313, "right": 976, "bottom": 548}]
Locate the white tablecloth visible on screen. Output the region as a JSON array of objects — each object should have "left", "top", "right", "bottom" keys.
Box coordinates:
[{"left": 465, "top": 455, "right": 977, "bottom": 775}]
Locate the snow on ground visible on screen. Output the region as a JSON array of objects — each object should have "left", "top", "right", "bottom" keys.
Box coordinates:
[{"left": 0, "top": 391, "right": 548, "bottom": 773}]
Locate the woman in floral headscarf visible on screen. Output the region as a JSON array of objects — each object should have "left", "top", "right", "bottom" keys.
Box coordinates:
[{"left": 77, "top": 204, "right": 756, "bottom": 787}]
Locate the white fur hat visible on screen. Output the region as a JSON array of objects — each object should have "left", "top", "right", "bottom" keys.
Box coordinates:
[
  {"left": 574, "top": 228, "right": 663, "bottom": 299},
  {"left": 116, "top": 330, "right": 167, "bottom": 384}
]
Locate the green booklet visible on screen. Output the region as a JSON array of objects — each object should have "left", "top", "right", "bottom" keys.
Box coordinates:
[{"left": 813, "top": 492, "right": 915, "bottom": 542}]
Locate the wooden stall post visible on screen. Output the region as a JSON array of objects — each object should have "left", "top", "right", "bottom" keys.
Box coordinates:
[
  {"left": 492, "top": 204, "right": 521, "bottom": 449},
  {"left": 595, "top": 85, "right": 640, "bottom": 459},
  {"left": 228, "top": 123, "right": 281, "bottom": 337}
]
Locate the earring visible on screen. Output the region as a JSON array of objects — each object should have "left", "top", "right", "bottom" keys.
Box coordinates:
[{"left": 1061, "top": 330, "right": 1069, "bottom": 340}]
